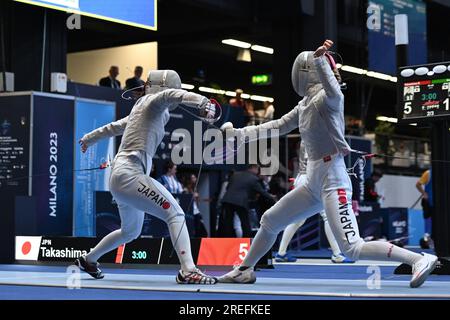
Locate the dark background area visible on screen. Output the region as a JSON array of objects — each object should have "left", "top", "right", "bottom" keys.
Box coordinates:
[{"left": 1, "top": 0, "right": 450, "bottom": 133}]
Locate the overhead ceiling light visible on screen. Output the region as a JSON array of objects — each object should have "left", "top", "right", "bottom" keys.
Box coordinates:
[
  {"left": 366, "top": 71, "right": 391, "bottom": 81},
  {"left": 237, "top": 48, "right": 252, "bottom": 62},
  {"left": 222, "top": 39, "right": 251, "bottom": 49},
  {"left": 181, "top": 83, "right": 195, "bottom": 90},
  {"left": 250, "top": 95, "right": 274, "bottom": 102},
  {"left": 386, "top": 117, "right": 398, "bottom": 123},
  {"left": 222, "top": 39, "right": 274, "bottom": 55},
  {"left": 366, "top": 71, "right": 397, "bottom": 82},
  {"left": 196, "top": 86, "right": 273, "bottom": 102},
  {"left": 376, "top": 116, "right": 398, "bottom": 123},
  {"left": 339, "top": 65, "right": 398, "bottom": 83},
  {"left": 198, "top": 87, "right": 225, "bottom": 95},
  {"left": 251, "top": 45, "right": 274, "bottom": 54},
  {"left": 341, "top": 65, "right": 367, "bottom": 75}
]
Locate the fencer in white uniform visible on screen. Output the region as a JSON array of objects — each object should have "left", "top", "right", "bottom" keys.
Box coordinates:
[
  {"left": 75, "top": 70, "right": 217, "bottom": 284},
  {"left": 219, "top": 40, "right": 437, "bottom": 288},
  {"left": 275, "top": 141, "right": 353, "bottom": 263}
]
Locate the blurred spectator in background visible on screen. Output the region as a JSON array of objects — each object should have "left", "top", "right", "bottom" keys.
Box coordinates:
[
  {"left": 416, "top": 169, "right": 434, "bottom": 245},
  {"left": 346, "top": 117, "right": 363, "bottom": 136},
  {"left": 364, "top": 169, "right": 383, "bottom": 202},
  {"left": 254, "top": 101, "right": 275, "bottom": 124},
  {"left": 158, "top": 161, "right": 184, "bottom": 194},
  {"left": 269, "top": 172, "right": 289, "bottom": 200},
  {"left": 183, "top": 173, "right": 208, "bottom": 237},
  {"left": 218, "top": 165, "right": 275, "bottom": 237},
  {"left": 417, "top": 142, "right": 431, "bottom": 169},
  {"left": 216, "top": 171, "right": 234, "bottom": 235},
  {"left": 228, "top": 88, "right": 256, "bottom": 125},
  {"left": 125, "top": 66, "right": 145, "bottom": 91},
  {"left": 255, "top": 175, "right": 274, "bottom": 221},
  {"left": 261, "top": 101, "right": 275, "bottom": 123},
  {"left": 392, "top": 142, "right": 411, "bottom": 167},
  {"left": 244, "top": 100, "right": 255, "bottom": 125},
  {"left": 288, "top": 140, "right": 301, "bottom": 178},
  {"left": 260, "top": 174, "right": 271, "bottom": 193},
  {"left": 229, "top": 89, "right": 245, "bottom": 107},
  {"left": 99, "top": 66, "right": 121, "bottom": 89}
]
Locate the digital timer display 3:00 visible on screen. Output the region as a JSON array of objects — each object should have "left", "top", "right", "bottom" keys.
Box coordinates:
[
  {"left": 131, "top": 251, "right": 147, "bottom": 259},
  {"left": 421, "top": 93, "right": 437, "bottom": 101}
]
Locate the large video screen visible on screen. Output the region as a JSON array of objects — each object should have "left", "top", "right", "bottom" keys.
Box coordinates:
[
  {"left": 15, "top": 0, "right": 156, "bottom": 30},
  {"left": 368, "top": 0, "right": 427, "bottom": 75}
]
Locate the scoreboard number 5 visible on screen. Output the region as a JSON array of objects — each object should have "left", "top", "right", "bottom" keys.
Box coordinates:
[
  {"left": 403, "top": 102, "right": 412, "bottom": 115},
  {"left": 239, "top": 243, "right": 249, "bottom": 260}
]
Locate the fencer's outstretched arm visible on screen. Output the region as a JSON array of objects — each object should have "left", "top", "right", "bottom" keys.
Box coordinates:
[
  {"left": 313, "top": 40, "right": 342, "bottom": 100},
  {"left": 80, "top": 116, "right": 128, "bottom": 152},
  {"left": 225, "top": 106, "right": 299, "bottom": 140},
  {"left": 151, "top": 89, "right": 209, "bottom": 112}
]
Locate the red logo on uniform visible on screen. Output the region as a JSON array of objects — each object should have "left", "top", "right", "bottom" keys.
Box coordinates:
[
  {"left": 323, "top": 155, "right": 332, "bottom": 162},
  {"left": 337, "top": 189, "right": 347, "bottom": 204},
  {"left": 22, "top": 241, "right": 32, "bottom": 255},
  {"left": 162, "top": 201, "right": 171, "bottom": 209}
]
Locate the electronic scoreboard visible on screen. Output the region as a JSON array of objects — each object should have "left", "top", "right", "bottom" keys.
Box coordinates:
[{"left": 397, "top": 62, "right": 450, "bottom": 122}]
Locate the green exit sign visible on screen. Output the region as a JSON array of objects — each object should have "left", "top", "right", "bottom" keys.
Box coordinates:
[{"left": 252, "top": 74, "right": 272, "bottom": 85}]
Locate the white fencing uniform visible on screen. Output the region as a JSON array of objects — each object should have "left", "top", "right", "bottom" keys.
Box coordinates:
[
  {"left": 81, "top": 74, "right": 211, "bottom": 272},
  {"left": 277, "top": 142, "right": 342, "bottom": 257},
  {"left": 232, "top": 52, "right": 422, "bottom": 267}
]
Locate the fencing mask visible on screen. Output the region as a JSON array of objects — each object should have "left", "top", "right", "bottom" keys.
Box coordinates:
[
  {"left": 291, "top": 51, "right": 344, "bottom": 97},
  {"left": 291, "top": 51, "right": 321, "bottom": 97},
  {"left": 145, "top": 70, "right": 182, "bottom": 95}
]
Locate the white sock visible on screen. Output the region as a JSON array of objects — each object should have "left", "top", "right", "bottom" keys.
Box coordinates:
[
  {"left": 242, "top": 226, "right": 278, "bottom": 267},
  {"left": 86, "top": 230, "right": 127, "bottom": 263},
  {"left": 359, "top": 241, "right": 422, "bottom": 266},
  {"left": 324, "top": 220, "right": 341, "bottom": 256},
  {"left": 167, "top": 214, "right": 196, "bottom": 272},
  {"left": 278, "top": 220, "right": 305, "bottom": 255}
]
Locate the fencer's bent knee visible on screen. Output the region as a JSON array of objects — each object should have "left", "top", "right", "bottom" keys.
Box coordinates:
[
  {"left": 340, "top": 238, "right": 365, "bottom": 260},
  {"left": 165, "top": 211, "right": 185, "bottom": 225},
  {"left": 121, "top": 225, "right": 142, "bottom": 243},
  {"left": 260, "top": 211, "right": 284, "bottom": 234}
]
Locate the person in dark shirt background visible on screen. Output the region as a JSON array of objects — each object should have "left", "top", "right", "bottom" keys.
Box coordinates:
[
  {"left": 99, "top": 66, "right": 121, "bottom": 89},
  {"left": 158, "top": 160, "right": 184, "bottom": 194},
  {"left": 218, "top": 164, "right": 275, "bottom": 237},
  {"left": 416, "top": 169, "right": 434, "bottom": 247},
  {"left": 364, "top": 169, "right": 383, "bottom": 202},
  {"left": 228, "top": 89, "right": 245, "bottom": 107},
  {"left": 125, "top": 66, "right": 145, "bottom": 90}
]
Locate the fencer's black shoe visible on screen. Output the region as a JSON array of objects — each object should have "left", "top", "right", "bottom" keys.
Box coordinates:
[
  {"left": 74, "top": 255, "right": 104, "bottom": 279},
  {"left": 176, "top": 268, "right": 218, "bottom": 284}
]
